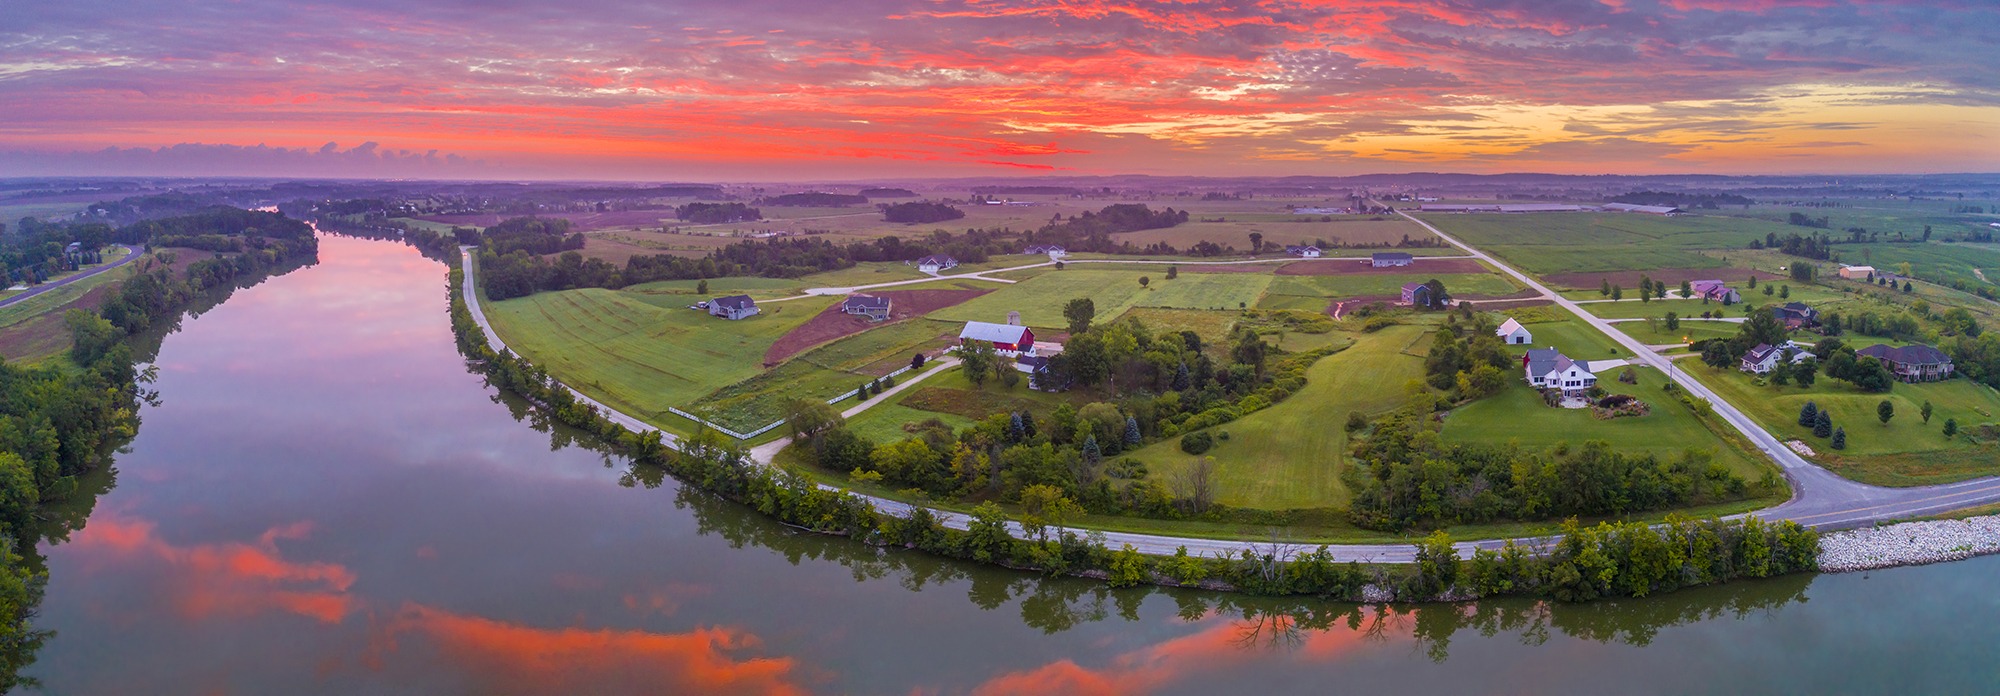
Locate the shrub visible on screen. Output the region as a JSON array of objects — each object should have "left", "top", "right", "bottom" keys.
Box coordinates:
[{"left": 1180, "top": 431, "right": 1214, "bottom": 454}]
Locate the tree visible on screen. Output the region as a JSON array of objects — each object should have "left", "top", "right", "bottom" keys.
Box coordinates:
[
  {"left": 1139, "top": 276, "right": 1150, "bottom": 288},
  {"left": 1779, "top": 285, "right": 1790, "bottom": 299},
  {"left": 1612, "top": 285, "right": 1623, "bottom": 301},
  {"left": 1922, "top": 400, "right": 1934, "bottom": 424},
  {"left": 1878, "top": 400, "right": 1895, "bottom": 425},
  {"left": 1664, "top": 312, "right": 1679, "bottom": 331},
  {"left": 1814, "top": 409, "right": 1834, "bottom": 438},
  {"left": 1944, "top": 418, "right": 1959, "bottom": 437},
  {"left": 1232, "top": 331, "right": 1268, "bottom": 372},
  {"left": 1747, "top": 275, "right": 1757, "bottom": 289},
  {"left": 960, "top": 340, "right": 996, "bottom": 385},
  {"left": 1602, "top": 279, "right": 1612, "bottom": 296},
  {"left": 1763, "top": 284, "right": 1775, "bottom": 296},
  {"left": 1680, "top": 279, "right": 1693, "bottom": 298},
  {"left": 1172, "top": 362, "right": 1190, "bottom": 391},
  {"left": 1123, "top": 416, "right": 1142, "bottom": 447},
  {"left": 1794, "top": 358, "right": 1817, "bottom": 388},
  {"left": 1166, "top": 265, "right": 1178, "bottom": 280},
  {"left": 911, "top": 353, "right": 926, "bottom": 371},
  {"left": 784, "top": 399, "right": 844, "bottom": 440},
  {"left": 1799, "top": 401, "right": 1818, "bottom": 427},
  {"left": 1063, "top": 298, "right": 1096, "bottom": 335},
  {"left": 696, "top": 279, "right": 709, "bottom": 294},
  {"left": 1081, "top": 435, "right": 1102, "bottom": 464},
  {"left": 1411, "top": 530, "right": 1460, "bottom": 599},
  {"left": 1248, "top": 232, "right": 1263, "bottom": 253},
  {"left": 1771, "top": 361, "right": 1791, "bottom": 386},
  {"left": 996, "top": 359, "right": 1021, "bottom": 388},
  {"left": 1701, "top": 341, "right": 1731, "bottom": 369},
  {"left": 1831, "top": 427, "right": 1847, "bottom": 450}
]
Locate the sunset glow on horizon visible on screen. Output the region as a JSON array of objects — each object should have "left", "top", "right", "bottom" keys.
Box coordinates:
[{"left": 3, "top": 0, "right": 1997, "bottom": 179}]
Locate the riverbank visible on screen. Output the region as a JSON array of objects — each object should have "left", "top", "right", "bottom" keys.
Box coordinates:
[{"left": 1817, "top": 514, "right": 2000, "bottom": 573}]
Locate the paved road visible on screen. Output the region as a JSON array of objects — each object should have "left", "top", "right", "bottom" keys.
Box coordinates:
[
  {"left": 1396, "top": 211, "right": 2000, "bottom": 528},
  {"left": 0, "top": 246, "right": 143, "bottom": 311}
]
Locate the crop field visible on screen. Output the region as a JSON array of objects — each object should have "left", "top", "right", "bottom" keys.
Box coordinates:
[
  {"left": 484, "top": 287, "right": 844, "bottom": 432},
  {"left": 1442, "top": 367, "right": 1769, "bottom": 480},
  {"left": 1824, "top": 242, "right": 2000, "bottom": 290},
  {"left": 1417, "top": 212, "right": 1792, "bottom": 275},
  {"left": 927, "top": 269, "right": 1271, "bottom": 328},
  {"left": 1126, "top": 327, "right": 1409, "bottom": 511},
  {"left": 1714, "top": 201, "right": 2000, "bottom": 243},
  {"left": 1110, "top": 216, "right": 1433, "bottom": 251},
  {"left": 1265, "top": 272, "right": 1521, "bottom": 300}
]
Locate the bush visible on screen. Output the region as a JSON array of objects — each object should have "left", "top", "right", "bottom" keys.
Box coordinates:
[{"left": 1180, "top": 431, "right": 1214, "bottom": 454}]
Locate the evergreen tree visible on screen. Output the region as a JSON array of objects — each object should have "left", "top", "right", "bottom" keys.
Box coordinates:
[
  {"left": 1831, "top": 427, "right": 1847, "bottom": 450},
  {"left": 1814, "top": 410, "right": 1834, "bottom": 438},
  {"left": 1601, "top": 278, "right": 1611, "bottom": 296},
  {"left": 1877, "top": 399, "right": 1895, "bottom": 425},
  {"left": 1921, "top": 400, "right": 1934, "bottom": 424},
  {"left": 1082, "top": 435, "right": 1102, "bottom": 464},
  {"left": 1123, "top": 417, "right": 1142, "bottom": 447},
  {"left": 1172, "top": 361, "right": 1191, "bottom": 391},
  {"left": 1945, "top": 418, "right": 1959, "bottom": 437},
  {"left": 1020, "top": 411, "right": 1038, "bottom": 438},
  {"left": 1799, "top": 401, "right": 1818, "bottom": 427},
  {"left": 1010, "top": 412, "right": 1026, "bottom": 440}
]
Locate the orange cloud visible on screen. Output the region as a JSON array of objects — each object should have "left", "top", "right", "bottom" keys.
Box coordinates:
[
  {"left": 377, "top": 604, "right": 807, "bottom": 696},
  {"left": 72, "top": 514, "right": 358, "bottom": 624},
  {"left": 971, "top": 613, "right": 1372, "bottom": 696}
]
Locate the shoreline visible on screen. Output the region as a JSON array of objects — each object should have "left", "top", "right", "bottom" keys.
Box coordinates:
[{"left": 1816, "top": 515, "right": 2000, "bottom": 573}]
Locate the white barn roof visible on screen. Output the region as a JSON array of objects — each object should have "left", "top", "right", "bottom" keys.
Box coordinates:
[{"left": 959, "top": 321, "right": 1029, "bottom": 344}]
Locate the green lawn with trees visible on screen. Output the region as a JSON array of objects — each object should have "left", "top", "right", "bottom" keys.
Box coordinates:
[
  {"left": 928, "top": 269, "right": 1271, "bottom": 328},
  {"left": 1264, "top": 272, "right": 1521, "bottom": 299}
]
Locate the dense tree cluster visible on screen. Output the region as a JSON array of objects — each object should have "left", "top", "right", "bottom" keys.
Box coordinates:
[
  {"left": 760, "top": 192, "right": 870, "bottom": 207},
  {"left": 1758, "top": 231, "right": 1833, "bottom": 259},
  {"left": 1346, "top": 408, "right": 1751, "bottom": 531},
  {"left": 479, "top": 216, "right": 585, "bottom": 256},
  {"left": 1786, "top": 212, "right": 1831, "bottom": 229},
  {"left": 1020, "top": 204, "right": 1190, "bottom": 254},
  {"left": 1422, "top": 312, "right": 1514, "bottom": 397},
  {"left": 880, "top": 201, "right": 966, "bottom": 224},
  {"left": 675, "top": 202, "right": 761, "bottom": 223},
  {"left": 859, "top": 188, "right": 918, "bottom": 198},
  {"left": 1609, "top": 191, "right": 1752, "bottom": 208}
]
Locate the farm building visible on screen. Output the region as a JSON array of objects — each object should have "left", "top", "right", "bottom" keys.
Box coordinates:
[
  {"left": 1688, "top": 280, "right": 1741, "bottom": 303},
  {"left": 1837, "top": 265, "right": 1877, "bottom": 280},
  {"left": 1857, "top": 344, "right": 1955, "bottom": 382},
  {"left": 959, "top": 321, "right": 1037, "bottom": 357},
  {"left": 1601, "top": 203, "right": 1683, "bottom": 215},
  {"left": 1371, "top": 252, "right": 1413, "bottom": 267},
  {"left": 840, "top": 295, "right": 892, "bottom": 321},
  {"left": 708, "top": 295, "right": 760, "bottom": 321},
  {"left": 1523, "top": 348, "right": 1597, "bottom": 396},
  {"left": 916, "top": 255, "right": 959, "bottom": 273},
  {"left": 1285, "top": 245, "right": 1322, "bottom": 258},
  {"left": 1417, "top": 203, "right": 1582, "bottom": 213},
  {"left": 1496, "top": 317, "right": 1532, "bottom": 345},
  {"left": 1401, "top": 282, "right": 1437, "bottom": 307}
]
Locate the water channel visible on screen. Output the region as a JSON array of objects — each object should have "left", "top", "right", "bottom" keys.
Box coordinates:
[{"left": 22, "top": 235, "right": 2000, "bottom": 693}]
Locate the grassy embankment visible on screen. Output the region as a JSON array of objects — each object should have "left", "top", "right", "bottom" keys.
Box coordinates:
[{"left": 1685, "top": 363, "right": 2000, "bottom": 486}]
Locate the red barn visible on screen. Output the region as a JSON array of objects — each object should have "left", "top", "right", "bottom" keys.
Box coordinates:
[{"left": 958, "top": 321, "right": 1035, "bottom": 356}]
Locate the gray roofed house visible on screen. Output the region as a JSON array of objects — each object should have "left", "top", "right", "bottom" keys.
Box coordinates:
[
  {"left": 1857, "top": 343, "right": 1955, "bottom": 382},
  {"left": 709, "top": 294, "right": 760, "bottom": 320},
  {"left": 1740, "top": 343, "right": 1781, "bottom": 374},
  {"left": 1602, "top": 203, "right": 1683, "bottom": 215},
  {"left": 915, "top": 254, "right": 959, "bottom": 273},
  {"left": 1523, "top": 347, "right": 1596, "bottom": 396},
  {"left": 1371, "top": 252, "right": 1413, "bottom": 267},
  {"left": 841, "top": 295, "right": 892, "bottom": 321}
]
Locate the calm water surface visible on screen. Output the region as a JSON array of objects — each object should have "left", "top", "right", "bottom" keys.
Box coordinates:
[{"left": 23, "top": 236, "right": 2000, "bottom": 693}]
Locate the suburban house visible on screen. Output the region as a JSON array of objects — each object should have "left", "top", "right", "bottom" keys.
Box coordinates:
[
  {"left": 1496, "top": 317, "right": 1532, "bottom": 345},
  {"left": 1740, "top": 343, "right": 1782, "bottom": 374},
  {"left": 1285, "top": 245, "right": 1322, "bottom": 258},
  {"left": 840, "top": 295, "right": 892, "bottom": 321},
  {"left": 1023, "top": 244, "right": 1067, "bottom": 257},
  {"left": 1772, "top": 302, "right": 1820, "bottom": 330},
  {"left": 958, "top": 321, "right": 1036, "bottom": 357},
  {"left": 1857, "top": 343, "right": 1956, "bottom": 382},
  {"left": 1838, "top": 265, "right": 1877, "bottom": 280},
  {"left": 1371, "top": 252, "right": 1414, "bottom": 267},
  {"left": 1523, "top": 348, "right": 1597, "bottom": 396},
  {"left": 709, "top": 295, "right": 760, "bottom": 321},
  {"left": 1401, "top": 282, "right": 1435, "bottom": 307},
  {"left": 1689, "top": 280, "right": 1741, "bottom": 303},
  {"left": 916, "top": 254, "right": 959, "bottom": 273}
]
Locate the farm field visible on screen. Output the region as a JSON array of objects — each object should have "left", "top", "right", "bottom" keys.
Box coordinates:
[
  {"left": 1115, "top": 307, "right": 1239, "bottom": 341},
  {"left": 1822, "top": 242, "right": 2000, "bottom": 290},
  {"left": 1610, "top": 320, "right": 1739, "bottom": 346},
  {"left": 622, "top": 276, "right": 808, "bottom": 305},
  {"left": 1416, "top": 212, "right": 1789, "bottom": 275},
  {"left": 1125, "top": 327, "right": 1408, "bottom": 511},
  {"left": 1685, "top": 364, "right": 2000, "bottom": 486},
  {"left": 1543, "top": 267, "right": 1781, "bottom": 292},
  {"left": 788, "top": 317, "right": 964, "bottom": 374},
  {"left": 1441, "top": 367, "right": 1771, "bottom": 481},
  {"left": 927, "top": 269, "right": 1272, "bottom": 328},
  {"left": 1265, "top": 272, "right": 1521, "bottom": 300},
  {"left": 1110, "top": 216, "right": 1434, "bottom": 251},
  {"left": 1714, "top": 201, "right": 2000, "bottom": 243},
  {"left": 483, "top": 286, "right": 848, "bottom": 433}
]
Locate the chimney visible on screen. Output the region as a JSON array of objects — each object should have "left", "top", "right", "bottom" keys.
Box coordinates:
[{"left": 1007, "top": 311, "right": 1022, "bottom": 326}]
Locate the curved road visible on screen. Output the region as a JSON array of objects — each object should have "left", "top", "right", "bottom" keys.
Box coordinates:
[{"left": 0, "top": 246, "right": 142, "bottom": 311}]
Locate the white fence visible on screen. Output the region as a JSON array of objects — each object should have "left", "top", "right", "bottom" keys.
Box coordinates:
[{"left": 669, "top": 361, "right": 927, "bottom": 440}]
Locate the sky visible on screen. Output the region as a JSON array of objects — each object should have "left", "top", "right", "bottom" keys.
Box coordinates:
[{"left": 1, "top": 0, "right": 1997, "bottom": 180}]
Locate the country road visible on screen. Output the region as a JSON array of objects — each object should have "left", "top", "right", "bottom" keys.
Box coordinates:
[{"left": 0, "top": 246, "right": 142, "bottom": 311}]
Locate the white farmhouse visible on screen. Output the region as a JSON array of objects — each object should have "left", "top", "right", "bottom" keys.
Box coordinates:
[{"left": 1496, "top": 317, "right": 1532, "bottom": 345}]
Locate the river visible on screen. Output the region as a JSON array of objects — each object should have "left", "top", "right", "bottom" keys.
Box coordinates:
[{"left": 21, "top": 235, "right": 2000, "bottom": 693}]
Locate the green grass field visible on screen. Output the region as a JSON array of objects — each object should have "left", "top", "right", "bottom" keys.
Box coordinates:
[
  {"left": 1125, "top": 326, "right": 1416, "bottom": 510},
  {"left": 1512, "top": 307, "right": 1627, "bottom": 360},
  {"left": 1610, "top": 320, "right": 1739, "bottom": 346},
  {"left": 793, "top": 318, "right": 960, "bottom": 374},
  {"left": 1442, "top": 367, "right": 1770, "bottom": 480},
  {"left": 1685, "top": 363, "right": 2000, "bottom": 485},
  {"left": 1265, "top": 272, "right": 1520, "bottom": 300},
  {"left": 1112, "top": 216, "right": 1433, "bottom": 251},
  {"left": 928, "top": 269, "right": 1271, "bottom": 328},
  {"left": 1116, "top": 307, "right": 1240, "bottom": 340},
  {"left": 1417, "top": 212, "right": 1791, "bottom": 275},
  {"left": 484, "top": 287, "right": 850, "bottom": 432}
]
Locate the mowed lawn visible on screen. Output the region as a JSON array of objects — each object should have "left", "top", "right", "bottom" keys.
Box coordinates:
[
  {"left": 928, "top": 269, "right": 1271, "bottom": 328},
  {"left": 1417, "top": 212, "right": 1790, "bottom": 275},
  {"left": 1514, "top": 307, "right": 1628, "bottom": 360},
  {"left": 1442, "top": 367, "right": 1770, "bottom": 481},
  {"left": 1611, "top": 320, "right": 1739, "bottom": 346},
  {"left": 484, "top": 287, "right": 840, "bottom": 430},
  {"left": 1687, "top": 364, "right": 2000, "bottom": 485},
  {"left": 1265, "top": 272, "right": 1521, "bottom": 299},
  {"left": 1129, "top": 325, "right": 1423, "bottom": 510}
]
